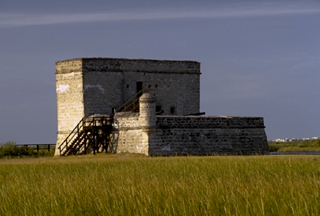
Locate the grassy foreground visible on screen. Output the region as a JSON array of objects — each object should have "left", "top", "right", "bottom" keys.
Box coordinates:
[{"left": 0, "top": 154, "right": 319, "bottom": 215}]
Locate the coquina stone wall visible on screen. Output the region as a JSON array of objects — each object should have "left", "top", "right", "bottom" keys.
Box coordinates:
[
  {"left": 123, "top": 71, "right": 199, "bottom": 115},
  {"left": 80, "top": 57, "right": 200, "bottom": 116},
  {"left": 111, "top": 93, "right": 268, "bottom": 156},
  {"left": 55, "top": 60, "right": 84, "bottom": 155},
  {"left": 113, "top": 112, "right": 149, "bottom": 155},
  {"left": 55, "top": 58, "right": 269, "bottom": 156},
  {"left": 149, "top": 116, "right": 268, "bottom": 155},
  {"left": 112, "top": 115, "right": 268, "bottom": 156},
  {"left": 55, "top": 58, "right": 200, "bottom": 154},
  {"left": 83, "top": 71, "right": 123, "bottom": 116},
  {"left": 56, "top": 57, "right": 200, "bottom": 115}
]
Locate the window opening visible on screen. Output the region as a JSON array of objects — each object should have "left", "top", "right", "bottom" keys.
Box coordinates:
[
  {"left": 136, "top": 82, "right": 143, "bottom": 97},
  {"left": 156, "top": 105, "right": 162, "bottom": 114},
  {"left": 170, "top": 107, "right": 175, "bottom": 115}
]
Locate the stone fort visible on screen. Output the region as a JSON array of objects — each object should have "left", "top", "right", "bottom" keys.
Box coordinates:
[{"left": 55, "top": 58, "right": 269, "bottom": 156}]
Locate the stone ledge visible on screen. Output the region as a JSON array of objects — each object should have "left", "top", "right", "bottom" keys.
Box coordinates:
[
  {"left": 156, "top": 116, "right": 265, "bottom": 128},
  {"left": 55, "top": 58, "right": 200, "bottom": 74}
]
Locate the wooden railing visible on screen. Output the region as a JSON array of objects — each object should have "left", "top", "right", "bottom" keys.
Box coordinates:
[
  {"left": 58, "top": 116, "right": 113, "bottom": 156},
  {"left": 58, "top": 117, "right": 86, "bottom": 155},
  {"left": 17, "top": 144, "right": 55, "bottom": 152},
  {"left": 117, "top": 89, "right": 155, "bottom": 112}
]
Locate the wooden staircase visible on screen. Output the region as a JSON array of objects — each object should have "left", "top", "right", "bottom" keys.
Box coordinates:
[
  {"left": 117, "top": 89, "right": 155, "bottom": 112},
  {"left": 58, "top": 116, "right": 113, "bottom": 156},
  {"left": 58, "top": 89, "right": 156, "bottom": 156}
]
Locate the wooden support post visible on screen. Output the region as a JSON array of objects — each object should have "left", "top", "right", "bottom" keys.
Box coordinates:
[
  {"left": 37, "top": 145, "right": 39, "bottom": 153},
  {"left": 97, "top": 129, "right": 100, "bottom": 154},
  {"left": 93, "top": 132, "right": 96, "bottom": 155}
]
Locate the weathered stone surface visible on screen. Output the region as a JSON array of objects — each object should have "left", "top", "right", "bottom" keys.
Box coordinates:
[
  {"left": 55, "top": 58, "right": 201, "bottom": 155},
  {"left": 114, "top": 113, "right": 149, "bottom": 155},
  {"left": 55, "top": 71, "right": 84, "bottom": 155},
  {"left": 55, "top": 58, "right": 269, "bottom": 156},
  {"left": 56, "top": 58, "right": 200, "bottom": 74},
  {"left": 149, "top": 116, "right": 268, "bottom": 155},
  {"left": 139, "top": 93, "right": 156, "bottom": 130},
  {"left": 113, "top": 114, "right": 268, "bottom": 156}
]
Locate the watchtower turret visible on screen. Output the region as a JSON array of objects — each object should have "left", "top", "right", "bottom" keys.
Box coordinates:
[{"left": 139, "top": 93, "right": 156, "bottom": 131}]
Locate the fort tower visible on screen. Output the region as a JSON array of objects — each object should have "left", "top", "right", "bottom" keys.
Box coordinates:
[{"left": 55, "top": 57, "right": 269, "bottom": 156}]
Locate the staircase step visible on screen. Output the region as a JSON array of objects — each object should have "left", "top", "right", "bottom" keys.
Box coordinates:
[{"left": 59, "top": 116, "right": 114, "bottom": 156}]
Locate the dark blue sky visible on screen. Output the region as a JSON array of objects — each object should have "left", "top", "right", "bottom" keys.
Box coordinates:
[{"left": 1, "top": 0, "right": 320, "bottom": 143}]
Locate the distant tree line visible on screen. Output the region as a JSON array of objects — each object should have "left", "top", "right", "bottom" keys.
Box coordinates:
[{"left": 269, "top": 139, "right": 320, "bottom": 152}]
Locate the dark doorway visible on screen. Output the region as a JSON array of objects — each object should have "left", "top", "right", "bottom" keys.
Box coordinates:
[{"left": 136, "top": 82, "right": 143, "bottom": 97}]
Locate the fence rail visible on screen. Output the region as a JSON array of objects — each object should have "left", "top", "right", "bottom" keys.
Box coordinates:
[{"left": 16, "top": 144, "right": 56, "bottom": 152}]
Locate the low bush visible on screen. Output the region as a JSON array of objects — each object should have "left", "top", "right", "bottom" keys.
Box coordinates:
[
  {"left": 0, "top": 141, "right": 54, "bottom": 158},
  {"left": 269, "top": 139, "right": 320, "bottom": 152}
]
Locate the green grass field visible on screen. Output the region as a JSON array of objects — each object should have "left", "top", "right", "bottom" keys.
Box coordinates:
[
  {"left": 269, "top": 139, "right": 320, "bottom": 152},
  {"left": 0, "top": 154, "right": 319, "bottom": 215}
]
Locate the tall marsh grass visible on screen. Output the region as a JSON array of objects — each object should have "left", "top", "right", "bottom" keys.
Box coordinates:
[{"left": 0, "top": 154, "right": 319, "bottom": 215}]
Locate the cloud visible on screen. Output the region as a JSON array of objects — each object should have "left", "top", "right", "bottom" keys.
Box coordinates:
[
  {"left": 292, "top": 56, "right": 320, "bottom": 70},
  {"left": 1, "top": 3, "right": 320, "bottom": 27}
]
